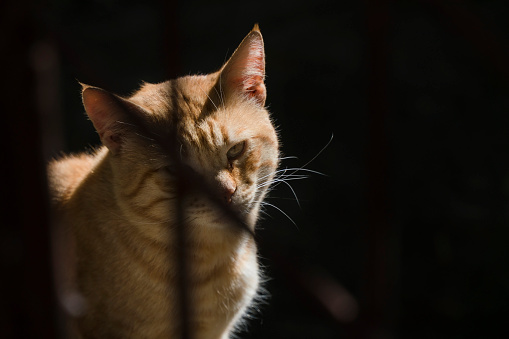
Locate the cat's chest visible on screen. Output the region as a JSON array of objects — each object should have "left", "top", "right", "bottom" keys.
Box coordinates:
[{"left": 78, "top": 224, "right": 259, "bottom": 338}]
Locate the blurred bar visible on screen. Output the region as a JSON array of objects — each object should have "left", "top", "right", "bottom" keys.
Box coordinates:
[
  {"left": 362, "top": 0, "right": 393, "bottom": 337},
  {"left": 0, "top": 1, "right": 59, "bottom": 338}
]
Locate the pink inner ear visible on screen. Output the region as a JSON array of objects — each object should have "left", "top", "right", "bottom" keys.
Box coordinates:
[
  {"left": 224, "top": 34, "right": 266, "bottom": 104},
  {"left": 83, "top": 89, "right": 116, "bottom": 133},
  {"left": 230, "top": 75, "right": 266, "bottom": 104},
  {"left": 82, "top": 87, "right": 125, "bottom": 153},
  {"left": 235, "top": 74, "right": 263, "bottom": 91},
  {"left": 245, "top": 78, "right": 266, "bottom": 103}
]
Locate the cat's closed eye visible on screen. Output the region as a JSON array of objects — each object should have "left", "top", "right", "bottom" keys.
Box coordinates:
[{"left": 227, "top": 141, "right": 246, "bottom": 160}]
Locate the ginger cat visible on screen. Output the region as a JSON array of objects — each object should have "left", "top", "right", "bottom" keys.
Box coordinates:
[{"left": 48, "top": 25, "right": 279, "bottom": 338}]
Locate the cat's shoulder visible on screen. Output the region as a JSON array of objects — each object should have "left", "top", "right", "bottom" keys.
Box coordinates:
[{"left": 48, "top": 147, "right": 108, "bottom": 204}]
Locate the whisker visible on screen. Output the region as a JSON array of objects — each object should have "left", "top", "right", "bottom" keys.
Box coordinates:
[
  {"left": 279, "top": 156, "right": 299, "bottom": 161},
  {"left": 261, "top": 135, "right": 332, "bottom": 181},
  {"left": 277, "top": 167, "right": 327, "bottom": 177},
  {"left": 256, "top": 176, "right": 308, "bottom": 190},
  {"left": 213, "top": 86, "right": 224, "bottom": 109},
  {"left": 275, "top": 173, "right": 310, "bottom": 178},
  {"left": 260, "top": 202, "right": 298, "bottom": 229},
  {"left": 202, "top": 88, "right": 218, "bottom": 111},
  {"left": 258, "top": 209, "right": 272, "bottom": 219},
  {"left": 288, "top": 133, "right": 333, "bottom": 177},
  {"left": 257, "top": 167, "right": 325, "bottom": 182},
  {"left": 265, "top": 196, "right": 310, "bottom": 202},
  {"left": 258, "top": 174, "right": 308, "bottom": 184},
  {"left": 256, "top": 137, "right": 332, "bottom": 219},
  {"left": 273, "top": 179, "right": 300, "bottom": 208},
  {"left": 218, "top": 55, "right": 227, "bottom": 109}
]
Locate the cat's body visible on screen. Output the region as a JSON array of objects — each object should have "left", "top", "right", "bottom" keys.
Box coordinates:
[{"left": 48, "top": 26, "right": 278, "bottom": 338}]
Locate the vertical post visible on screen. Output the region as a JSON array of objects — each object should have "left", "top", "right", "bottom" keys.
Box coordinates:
[
  {"left": 161, "top": 0, "right": 182, "bottom": 80},
  {"left": 363, "top": 0, "right": 393, "bottom": 337},
  {"left": 0, "top": 1, "right": 58, "bottom": 338},
  {"left": 159, "top": 2, "right": 188, "bottom": 338}
]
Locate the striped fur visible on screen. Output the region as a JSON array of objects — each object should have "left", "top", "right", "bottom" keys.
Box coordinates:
[{"left": 48, "top": 26, "right": 278, "bottom": 338}]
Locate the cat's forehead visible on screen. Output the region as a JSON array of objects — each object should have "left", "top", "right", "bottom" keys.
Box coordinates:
[
  {"left": 129, "top": 72, "right": 274, "bottom": 155},
  {"left": 181, "top": 112, "right": 248, "bottom": 150},
  {"left": 130, "top": 74, "right": 219, "bottom": 122}
]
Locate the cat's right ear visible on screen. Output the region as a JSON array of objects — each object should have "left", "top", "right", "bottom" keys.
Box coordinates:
[
  {"left": 81, "top": 84, "right": 133, "bottom": 155},
  {"left": 219, "top": 25, "right": 266, "bottom": 106}
]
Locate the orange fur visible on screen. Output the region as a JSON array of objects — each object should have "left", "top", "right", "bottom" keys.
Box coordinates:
[{"left": 48, "top": 26, "right": 278, "bottom": 338}]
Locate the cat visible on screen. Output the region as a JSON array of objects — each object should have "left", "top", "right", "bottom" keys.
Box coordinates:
[{"left": 47, "top": 25, "right": 279, "bottom": 339}]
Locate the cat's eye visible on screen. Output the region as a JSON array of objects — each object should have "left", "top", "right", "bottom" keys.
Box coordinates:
[{"left": 227, "top": 141, "right": 246, "bottom": 160}]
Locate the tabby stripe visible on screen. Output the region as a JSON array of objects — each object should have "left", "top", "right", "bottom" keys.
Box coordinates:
[
  {"left": 153, "top": 175, "right": 176, "bottom": 193},
  {"left": 258, "top": 134, "right": 278, "bottom": 146},
  {"left": 123, "top": 217, "right": 170, "bottom": 248},
  {"left": 128, "top": 204, "right": 170, "bottom": 224},
  {"left": 191, "top": 260, "right": 230, "bottom": 285},
  {"left": 207, "top": 119, "right": 217, "bottom": 144},
  {"left": 122, "top": 168, "right": 159, "bottom": 199},
  {"left": 259, "top": 160, "right": 276, "bottom": 169},
  {"left": 136, "top": 196, "right": 175, "bottom": 211},
  {"left": 220, "top": 125, "right": 230, "bottom": 144},
  {"left": 114, "top": 226, "right": 177, "bottom": 284}
]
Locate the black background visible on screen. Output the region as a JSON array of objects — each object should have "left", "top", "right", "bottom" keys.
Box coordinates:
[{"left": 2, "top": 0, "right": 509, "bottom": 338}]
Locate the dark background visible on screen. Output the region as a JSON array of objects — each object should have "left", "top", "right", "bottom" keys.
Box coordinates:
[{"left": 2, "top": 0, "right": 509, "bottom": 338}]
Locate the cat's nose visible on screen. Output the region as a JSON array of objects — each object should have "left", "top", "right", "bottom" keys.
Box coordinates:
[
  {"left": 223, "top": 186, "right": 236, "bottom": 204},
  {"left": 216, "top": 171, "right": 236, "bottom": 204}
]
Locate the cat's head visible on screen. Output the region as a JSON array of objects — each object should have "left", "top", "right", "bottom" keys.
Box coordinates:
[{"left": 81, "top": 26, "right": 279, "bottom": 231}]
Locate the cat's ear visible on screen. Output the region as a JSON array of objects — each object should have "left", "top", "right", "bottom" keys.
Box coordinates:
[
  {"left": 81, "top": 84, "right": 140, "bottom": 155},
  {"left": 220, "top": 24, "right": 266, "bottom": 106}
]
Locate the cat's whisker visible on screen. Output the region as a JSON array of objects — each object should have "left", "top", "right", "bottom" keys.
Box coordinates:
[
  {"left": 256, "top": 138, "right": 332, "bottom": 215},
  {"left": 276, "top": 167, "right": 326, "bottom": 178},
  {"left": 265, "top": 196, "right": 309, "bottom": 202},
  {"left": 257, "top": 167, "right": 319, "bottom": 182},
  {"left": 269, "top": 177, "right": 305, "bottom": 187},
  {"left": 212, "top": 86, "right": 223, "bottom": 110},
  {"left": 220, "top": 85, "right": 225, "bottom": 109},
  {"left": 257, "top": 174, "right": 309, "bottom": 189},
  {"left": 219, "top": 51, "right": 228, "bottom": 109},
  {"left": 258, "top": 209, "right": 272, "bottom": 218},
  {"left": 269, "top": 179, "right": 300, "bottom": 208},
  {"left": 286, "top": 134, "right": 333, "bottom": 177},
  {"left": 275, "top": 174, "right": 309, "bottom": 181},
  {"left": 200, "top": 87, "right": 219, "bottom": 111},
  {"left": 261, "top": 135, "right": 331, "bottom": 183},
  {"left": 259, "top": 202, "right": 298, "bottom": 229},
  {"left": 278, "top": 155, "right": 299, "bottom": 161},
  {"left": 257, "top": 174, "right": 308, "bottom": 187},
  {"left": 275, "top": 172, "right": 310, "bottom": 178},
  {"left": 256, "top": 176, "right": 308, "bottom": 191}
]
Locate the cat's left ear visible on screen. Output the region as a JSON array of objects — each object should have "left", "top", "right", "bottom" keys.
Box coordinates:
[
  {"left": 220, "top": 24, "right": 266, "bottom": 106},
  {"left": 81, "top": 84, "right": 144, "bottom": 155}
]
